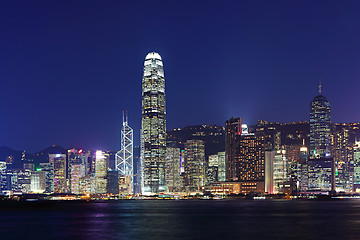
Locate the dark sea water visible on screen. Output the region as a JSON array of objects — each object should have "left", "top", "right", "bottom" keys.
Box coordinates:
[{"left": 1, "top": 199, "right": 360, "bottom": 240}]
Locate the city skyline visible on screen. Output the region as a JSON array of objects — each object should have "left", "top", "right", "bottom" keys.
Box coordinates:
[{"left": 2, "top": 1, "right": 360, "bottom": 152}]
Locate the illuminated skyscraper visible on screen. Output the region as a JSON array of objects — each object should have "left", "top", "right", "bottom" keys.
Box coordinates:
[
  {"left": 184, "top": 140, "right": 205, "bottom": 191},
  {"left": 39, "top": 163, "right": 54, "bottom": 193},
  {"left": 95, "top": 150, "right": 108, "bottom": 194},
  {"left": 141, "top": 52, "right": 167, "bottom": 194},
  {"left": 353, "top": 140, "right": 360, "bottom": 192},
  {"left": 70, "top": 164, "right": 86, "bottom": 194},
  {"left": 116, "top": 112, "right": 133, "bottom": 194},
  {"left": 225, "top": 117, "right": 265, "bottom": 183},
  {"left": 30, "top": 170, "right": 46, "bottom": 193},
  {"left": 49, "top": 154, "right": 66, "bottom": 193},
  {"left": 310, "top": 82, "right": 331, "bottom": 159},
  {"left": 165, "top": 147, "right": 181, "bottom": 192}
]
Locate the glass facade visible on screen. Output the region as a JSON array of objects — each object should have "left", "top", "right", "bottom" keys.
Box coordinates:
[
  {"left": 184, "top": 140, "right": 205, "bottom": 191},
  {"left": 141, "top": 52, "right": 167, "bottom": 194},
  {"left": 310, "top": 90, "right": 331, "bottom": 159}
]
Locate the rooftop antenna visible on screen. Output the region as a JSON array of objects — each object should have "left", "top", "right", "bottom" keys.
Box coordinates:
[
  {"left": 122, "top": 110, "right": 125, "bottom": 124},
  {"left": 126, "top": 110, "right": 128, "bottom": 123},
  {"left": 319, "top": 78, "right": 322, "bottom": 95}
]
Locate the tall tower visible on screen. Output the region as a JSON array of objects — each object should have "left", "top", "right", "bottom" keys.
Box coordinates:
[
  {"left": 115, "top": 111, "right": 134, "bottom": 194},
  {"left": 141, "top": 52, "right": 167, "bottom": 194},
  {"left": 310, "top": 81, "right": 331, "bottom": 159}
]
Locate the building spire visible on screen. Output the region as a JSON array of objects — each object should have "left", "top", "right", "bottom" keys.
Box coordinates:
[{"left": 319, "top": 78, "right": 322, "bottom": 95}]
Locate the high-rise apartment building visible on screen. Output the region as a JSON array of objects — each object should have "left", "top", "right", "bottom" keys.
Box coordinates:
[
  {"left": 141, "top": 52, "right": 167, "bottom": 194},
  {"left": 310, "top": 83, "right": 331, "bottom": 159}
]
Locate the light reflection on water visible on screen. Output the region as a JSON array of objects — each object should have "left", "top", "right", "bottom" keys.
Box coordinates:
[{"left": 1, "top": 200, "right": 360, "bottom": 240}]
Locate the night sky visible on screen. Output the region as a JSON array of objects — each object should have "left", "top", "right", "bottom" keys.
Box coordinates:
[{"left": 1, "top": 1, "right": 360, "bottom": 152}]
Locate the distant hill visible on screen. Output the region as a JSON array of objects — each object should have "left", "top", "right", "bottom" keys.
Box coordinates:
[
  {"left": 0, "top": 145, "right": 67, "bottom": 169},
  {"left": 0, "top": 146, "right": 25, "bottom": 169},
  {"left": 33, "top": 145, "right": 67, "bottom": 164}
]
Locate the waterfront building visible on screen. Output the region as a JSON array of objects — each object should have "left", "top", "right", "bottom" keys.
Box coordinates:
[
  {"left": 184, "top": 140, "right": 206, "bottom": 191},
  {"left": 310, "top": 82, "right": 331, "bottom": 159},
  {"left": 119, "top": 175, "right": 132, "bottom": 194},
  {"left": 116, "top": 113, "right": 134, "bottom": 194},
  {"left": 39, "top": 163, "right": 54, "bottom": 193},
  {"left": 353, "top": 140, "right": 360, "bottom": 192},
  {"left": 70, "top": 164, "right": 86, "bottom": 194},
  {"left": 273, "top": 149, "right": 288, "bottom": 193},
  {"left": 210, "top": 181, "right": 265, "bottom": 195},
  {"left": 225, "top": 117, "right": 265, "bottom": 185},
  {"left": 331, "top": 126, "right": 353, "bottom": 193},
  {"left": 17, "top": 169, "right": 31, "bottom": 193},
  {"left": 95, "top": 150, "right": 108, "bottom": 194},
  {"left": 298, "top": 145, "right": 309, "bottom": 192},
  {"left": 107, "top": 169, "right": 119, "bottom": 195},
  {"left": 207, "top": 154, "right": 218, "bottom": 184},
  {"left": 79, "top": 176, "right": 95, "bottom": 195},
  {"left": 30, "top": 170, "right": 46, "bottom": 193},
  {"left": 308, "top": 157, "right": 334, "bottom": 192},
  {"left": 49, "top": 154, "right": 67, "bottom": 193},
  {"left": 217, "top": 151, "right": 226, "bottom": 182},
  {"left": 165, "top": 147, "right": 181, "bottom": 192},
  {"left": 265, "top": 144, "right": 275, "bottom": 194},
  {"left": 141, "top": 52, "right": 167, "bottom": 194},
  {"left": 67, "top": 149, "right": 90, "bottom": 178}
]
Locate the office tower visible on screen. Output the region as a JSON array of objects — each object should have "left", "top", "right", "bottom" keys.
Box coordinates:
[
  {"left": 70, "top": 164, "right": 86, "bottom": 194},
  {"left": 167, "top": 124, "right": 225, "bottom": 161},
  {"left": 225, "top": 117, "right": 246, "bottom": 181},
  {"left": 298, "top": 145, "right": 309, "bottom": 192},
  {"left": 165, "top": 147, "right": 181, "bottom": 192},
  {"left": 39, "top": 163, "right": 54, "bottom": 193},
  {"left": 95, "top": 150, "right": 108, "bottom": 194},
  {"left": 50, "top": 154, "right": 67, "bottom": 193},
  {"left": 310, "top": 82, "right": 331, "bottom": 159},
  {"left": 68, "top": 149, "right": 90, "bottom": 177},
  {"left": 0, "top": 164, "right": 18, "bottom": 192},
  {"left": 353, "top": 140, "right": 360, "bottom": 192},
  {"left": 107, "top": 169, "right": 119, "bottom": 194},
  {"left": 79, "top": 176, "right": 95, "bottom": 195},
  {"left": 265, "top": 143, "right": 275, "bottom": 194},
  {"left": 308, "top": 157, "right": 334, "bottom": 192},
  {"left": 273, "top": 149, "right": 288, "bottom": 193},
  {"left": 226, "top": 117, "right": 265, "bottom": 183},
  {"left": 30, "top": 170, "right": 46, "bottom": 193},
  {"left": 141, "top": 52, "right": 167, "bottom": 194},
  {"left": 217, "top": 151, "right": 226, "bottom": 182},
  {"left": 207, "top": 154, "right": 218, "bottom": 184},
  {"left": 184, "top": 140, "right": 205, "bottom": 191},
  {"left": 332, "top": 126, "right": 353, "bottom": 193},
  {"left": 17, "top": 169, "right": 31, "bottom": 193},
  {"left": 116, "top": 112, "right": 134, "bottom": 194}
]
